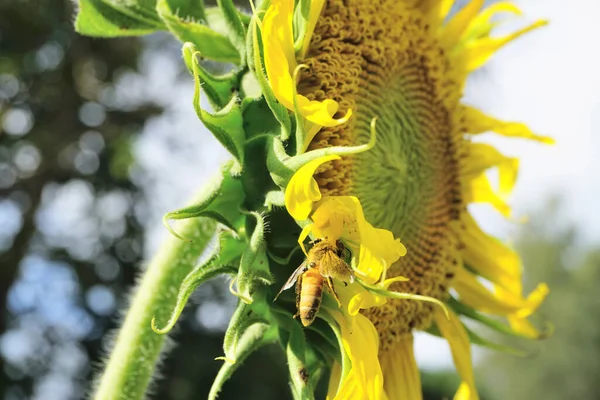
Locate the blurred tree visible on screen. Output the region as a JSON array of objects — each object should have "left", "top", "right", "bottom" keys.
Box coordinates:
[
  {"left": 0, "top": 0, "right": 292, "bottom": 398},
  {"left": 480, "top": 199, "right": 600, "bottom": 400},
  {"left": 0, "top": 0, "right": 160, "bottom": 397}
]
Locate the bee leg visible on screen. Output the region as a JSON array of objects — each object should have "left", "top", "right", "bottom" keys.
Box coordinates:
[{"left": 326, "top": 277, "right": 342, "bottom": 308}]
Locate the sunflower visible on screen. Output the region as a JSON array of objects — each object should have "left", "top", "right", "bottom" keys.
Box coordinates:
[
  {"left": 77, "top": 1, "right": 552, "bottom": 399},
  {"left": 260, "top": 0, "right": 551, "bottom": 399}
]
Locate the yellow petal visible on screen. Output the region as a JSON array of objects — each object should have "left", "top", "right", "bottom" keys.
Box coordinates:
[
  {"left": 311, "top": 196, "right": 406, "bottom": 284},
  {"left": 453, "top": 268, "right": 524, "bottom": 315},
  {"left": 453, "top": 268, "right": 549, "bottom": 338},
  {"left": 462, "top": 143, "right": 519, "bottom": 196},
  {"left": 464, "top": 20, "right": 548, "bottom": 71},
  {"left": 297, "top": 223, "right": 314, "bottom": 255},
  {"left": 434, "top": 309, "right": 480, "bottom": 400},
  {"left": 331, "top": 312, "right": 384, "bottom": 400},
  {"left": 261, "top": 0, "right": 351, "bottom": 129},
  {"left": 464, "top": 173, "right": 512, "bottom": 217},
  {"left": 465, "top": 3, "right": 522, "bottom": 40},
  {"left": 327, "top": 361, "right": 343, "bottom": 400},
  {"left": 284, "top": 155, "right": 340, "bottom": 220},
  {"left": 462, "top": 105, "right": 554, "bottom": 143},
  {"left": 380, "top": 334, "right": 422, "bottom": 400},
  {"left": 349, "top": 197, "right": 407, "bottom": 282},
  {"left": 262, "top": 0, "right": 297, "bottom": 100},
  {"left": 444, "top": 0, "right": 484, "bottom": 43},
  {"left": 311, "top": 196, "right": 360, "bottom": 243},
  {"left": 456, "top": 213, "right": 522, "bottom": 293},
  {"left": 421, "top": 0, "right": 453, "bottom": 26}
]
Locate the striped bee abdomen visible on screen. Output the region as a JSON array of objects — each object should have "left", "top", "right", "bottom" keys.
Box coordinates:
[{"left": 298, "top": 268, "right": 324, "bottom": 327}]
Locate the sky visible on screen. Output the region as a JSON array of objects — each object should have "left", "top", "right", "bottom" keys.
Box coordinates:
[{"left": 132, "top": 0, "right": 600, "bottom": 370}]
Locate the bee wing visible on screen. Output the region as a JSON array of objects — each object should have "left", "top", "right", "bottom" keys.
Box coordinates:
[{"left": 273, "top": 261, "right": 309, "bottom": 301}]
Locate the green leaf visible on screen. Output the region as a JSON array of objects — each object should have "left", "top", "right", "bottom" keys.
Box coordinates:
[
  {"left": 156, "top": 0, "right": 240, "bottom": 64},
  {"left": 75, "top": 0, "right": 165, "bottom": 37},
  {"left": 163, "top": 162, "right": 245, "bottom": 239}
]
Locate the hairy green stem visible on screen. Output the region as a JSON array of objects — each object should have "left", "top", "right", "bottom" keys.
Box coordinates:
[{"left": 93, "top": 207, "right": 216, "bottom": 400}]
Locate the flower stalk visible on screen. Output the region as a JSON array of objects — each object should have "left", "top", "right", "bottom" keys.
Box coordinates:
[{"left": 94, "top": 207, "right": 217, "bottom": 400}]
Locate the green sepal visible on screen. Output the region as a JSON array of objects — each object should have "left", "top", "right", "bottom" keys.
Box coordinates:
[
  {"left": 284, "top": 117, "right": 378, "bottom": 178},
  {"left": 242, "top": 136, "right": 282, "bottom": 210},
  {"left": 209, "top": 313, "right": 277, "bottom": 400},
  {"left": 241, "top": 98, "right": 282, "bottom": 141},
  {"left": 264, "top": 190, "right": 285, "bottom": 210},
  {"left": 75, "top": 0, "right": 164, "bottom": 37},
  {"left": 156, "top": 0, "right": 240, "bottom": 64},
  {"left": 293, "top": 0, "right": 311, "bottom": 55},
  {"left": 447, "top": 297, "right": 550, "bottom": 339},
  {"left": 240, "top": 71, "right": 262, "bottom": 100},
  {"left": 267, "top": 136, "right": 294, "bottom": 187},
  {"left": 216, "top": 0, "right": 248, "bottom": 64},
  {"left": 220, "top": 302, "right": 270, "bottom": 364},
  {"left": 150, "top": 231, "right": 240, "bottom": 334},
  {"left": 190, "top": 54, "right": 246, "bottom": 172},
  {"left": 265, "top": 118, "right": 378, "bottom": 189},
  {"left": 163, "top": 162, "right": 244, "bottom": 239},
  {"left": 233, "top": 212, "right": 274, "bottom": 304},
  {"left": 182, "top": 43, "right": 239, "bottom": 110},
  {"left": 250, "top": 17, "right": 292, "bottom": 141}
]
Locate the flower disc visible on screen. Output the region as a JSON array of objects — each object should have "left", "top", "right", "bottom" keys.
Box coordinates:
[{"left": 299, "top": 0, "right": 463, "bottom": 348}]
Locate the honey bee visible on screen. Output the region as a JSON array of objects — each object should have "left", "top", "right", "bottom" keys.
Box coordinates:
[{"left": 275, "top": 238, "right": 354, "bottom": 327}]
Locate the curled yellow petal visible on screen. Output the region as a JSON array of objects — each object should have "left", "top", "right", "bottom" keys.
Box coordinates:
[
  {"left": 464, "top": 174, "right": 512, "bottom": 217},
  {"left": 284, "top": 155, "right": 340, "bottom": 220},
  {"left": 463, "top": 143, "right": 519, "bottom": 196},
  {"left": 443, "top": 0, "right": 485, "bottom": 44},
  {"left": 453, "top": 268, "right": 549, "bottom": 338},
  {"left": 464, "top": 20, "right": 548, "bottom": 71},
  {"left": 465, "top": 2, "right": 522, "bottom": 40},
  {"left": 462, "top": 105, "right": 554, "bottom": 143}
]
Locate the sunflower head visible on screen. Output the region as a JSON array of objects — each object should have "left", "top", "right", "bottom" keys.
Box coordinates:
[{"left": 79, "top": 0, "right": 552, "bottom": 399}]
